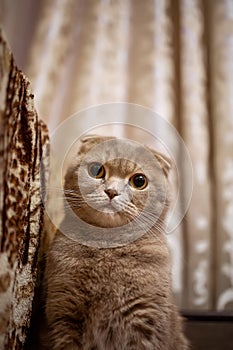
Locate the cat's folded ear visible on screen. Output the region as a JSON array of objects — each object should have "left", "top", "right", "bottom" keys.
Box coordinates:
[
  {"left": 79, "top": 135, "right": 116, "bottom": 153},
  {"left": 81, "top": 135, "right": 116, "bottom": 144},
  {"left": 81, "top": 135, "right": 103, "bottom": 143},
  {"left": 150, "top": 150, "right": 172, "bottom": 177}
]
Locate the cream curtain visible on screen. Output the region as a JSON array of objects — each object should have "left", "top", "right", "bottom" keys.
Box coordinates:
[{"left": 1, "top": 0, "right": 233, "bottom": 311}]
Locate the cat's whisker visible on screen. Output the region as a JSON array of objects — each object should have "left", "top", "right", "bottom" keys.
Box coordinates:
[
  {"left": 133, "top": 216, "right": 165, "bottom": 245},
  {"left": 65, "top": 198, "right": 86, "bottom": 204},
  {"left": 63, "top": 201, "right": 84, "bottom": 208},
  {"left": 116, "top": 203, "right": 138, "bottom": 220},
  {"left": 135, "top": 210, "right": 165, "bottom": 235},
  {"left": 85, "top": 194, "right": 105, "bottom": 202},
  {"left": 133, "top": 216, "right": 163, "bottom": 241},
  {"left": 117, "top": 199, "right": 138, "bottom": 213},
  {"left": 143, "top": 214, "right": 168, "bottom": 232},
  {"left": 46, "top": 186, "right": 76, "bottom": 194},
  {"left": 45, "top": 188, "right": 80, "bottom": 201}
]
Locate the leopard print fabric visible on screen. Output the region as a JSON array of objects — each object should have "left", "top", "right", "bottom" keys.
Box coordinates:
[{"left": 0, "top": 31, "right": 49, "bottom": 349}]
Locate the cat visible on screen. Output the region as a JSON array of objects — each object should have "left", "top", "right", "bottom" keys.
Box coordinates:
[{"left": 44, "top": 135, "right": 189, "bottom": 350}]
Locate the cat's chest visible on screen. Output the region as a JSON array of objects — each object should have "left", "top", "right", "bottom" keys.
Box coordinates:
[
  {"left": 54, "top": 234, "right": 168, "bottom": 290},
  {"left": 79, "top": 250, "right": 137, "bottom": 280},
  {"left": 69, "top": 248, "right": 159, "bottom": 290},
  {"left": 74, "top": 256, "right": 149, "bottom": 302}
]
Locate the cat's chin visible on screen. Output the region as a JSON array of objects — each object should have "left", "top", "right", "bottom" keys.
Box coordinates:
[
  {"left": 72, "top": 207, "right": 132, "bottom": 229},
  {"left": 101, "top": 203, "right": 123, "bottom": 215}
]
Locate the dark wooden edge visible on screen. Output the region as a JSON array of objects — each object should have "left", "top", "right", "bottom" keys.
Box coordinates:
[{"left": 181, "top": 310, "right": 233, "bottom": 322}]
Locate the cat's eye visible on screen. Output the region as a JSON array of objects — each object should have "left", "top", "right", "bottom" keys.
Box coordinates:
[
  {"left": 88, "top": 162, "right": 105, "bottom": 179},
  {"left": 129, "top": 174, "right": 148, "bottom": 190}
]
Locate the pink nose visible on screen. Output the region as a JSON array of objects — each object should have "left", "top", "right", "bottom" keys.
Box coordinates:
[{"left": 105, "top": 189, "right": 118, "bottom": 200}]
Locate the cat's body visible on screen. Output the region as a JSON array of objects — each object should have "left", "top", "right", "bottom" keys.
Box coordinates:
[{"left": 44, "top": 136, "right": 189, "bottom": 349}]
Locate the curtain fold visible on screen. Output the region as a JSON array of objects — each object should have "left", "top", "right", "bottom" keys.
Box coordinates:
[
  {"left": 208, "top": 0, "right": 233, "bottom": 310},
  {"left": 179, "top": 0, "right": 212, "bottom": 309}
]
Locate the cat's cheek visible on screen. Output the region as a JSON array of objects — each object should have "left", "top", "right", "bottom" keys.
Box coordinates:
[
  {"left": 79, "top": 177, "right": 99, "bottom": 195},
  {"left": 131, "top": 191, "right": 148, "bottom": 211}
]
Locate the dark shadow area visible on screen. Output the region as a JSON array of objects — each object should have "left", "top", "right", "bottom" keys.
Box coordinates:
[{"left": 183, "top": 311, "right": 233, "bottom": 350}]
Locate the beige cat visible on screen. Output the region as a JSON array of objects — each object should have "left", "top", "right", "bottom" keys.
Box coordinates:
[{"left": 44, "top": 135, "right": 189, "bottom": 349}]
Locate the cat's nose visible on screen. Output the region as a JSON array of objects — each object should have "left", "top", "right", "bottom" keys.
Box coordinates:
[{"left": 105, "top": 188, "right": 118, "bottom": 200}]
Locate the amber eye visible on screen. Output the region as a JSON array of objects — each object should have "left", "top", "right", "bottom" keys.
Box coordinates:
[
  {"left": 129, "top": 174, "right": 148, "bottom": 190},
  {"left": 88, "top": 162, "right": 105, "bottom": 179}
]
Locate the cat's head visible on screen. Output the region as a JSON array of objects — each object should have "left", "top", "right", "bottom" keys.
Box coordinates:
[{"left": 64, "top": 135, "right": 171, "bottom": 232}]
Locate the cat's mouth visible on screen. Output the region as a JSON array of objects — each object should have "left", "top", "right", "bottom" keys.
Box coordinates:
[
  {"left": 100, "top": 203, "right": 119, "bottom": 214},
  {"left": 99, "top": 201, "right": 119, "bottom": 214},
  {"left": 80, "top": 192, "right": 125, "bottom": 214}
]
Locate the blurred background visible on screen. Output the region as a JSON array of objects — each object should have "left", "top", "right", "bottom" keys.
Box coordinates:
[{"left": 1, "top": 0, "right": 233, "bottom": 312}]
